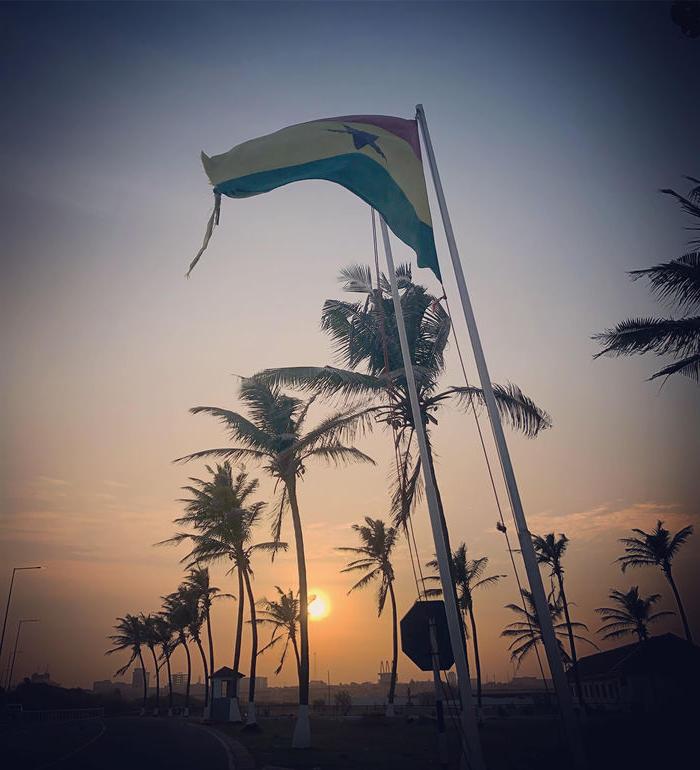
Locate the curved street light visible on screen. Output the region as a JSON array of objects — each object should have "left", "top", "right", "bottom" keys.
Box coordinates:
[{"left": 7, "top": 618, "right": 40, "bottom": 690}]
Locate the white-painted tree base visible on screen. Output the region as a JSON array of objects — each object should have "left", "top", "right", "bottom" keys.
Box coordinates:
[
  {"left": 246, "top": 701, "right": 256, "bottom": 725},
  {"left": 139, "top": 707, "right": 145, "bottom": 717},
  {"left": 167, "top": 708, "right": 173, "bottom": 717},
  {"left": 292, "top": 704, "right": 311, "bottom": 748},
  {"left": 203, "top": 703, "right": 211, "bottom": 720},
  {"left": 183, "top": 707, "right": 190, "bottom": 717},
  {"left": 153, "top": 707, "right": 159, "bottom": 717},
  {"left": 228, "top": 698, "right": 242, "bottom": 722},
  {"left": 385, "top": 703, "right": 395, "bottom": 718}
]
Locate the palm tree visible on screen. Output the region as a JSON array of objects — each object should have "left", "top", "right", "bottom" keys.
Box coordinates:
[
  {"left": 179, "top": 585, "right": 210, "bottom": 712},
  {"left": 161, "top": 589, "right": 195, "bottom": 715},
  {"left": 175, "top": 377, "right": 375, "bottom": 747},
  {"left": 182, "top": 566, "right": 231, "bottom": 711},
  {"left": 257, "top": 266, "right": 551, "bottom": 529},
  {"left": 162, "top": 463, "right": 286, "bottom": 727},
  {"left": 426, "top": 545, "right": 505, "bottom": 708},
  {"left": 337, "top": 517, "right": 400, "bottom": 716},
  {"left": 594, "top": 176, "right": 700, "bottom": 383},
  {"left": 502, "top": 589, "right": 595, "bottom": 670},
  {"left": 532, "top": 533, "right": 584, "bottom": 705},
  {"left": 257, "top": 587, "right": 301, "bottom": 678},
  {"left": 596, "top": 587, "right": 674, "bottom": 642},
  {"left": 152, "top": 615, "right": 175, "bottom": 715},
  {"left": 169, "top": 463, "right": 264, "bottom": 722},
  {"left": 141, "top": 614, "right": 162, "bottom": 714},
  {"left": 106, "top": 614, "right": 148, "bottom": 713},
  {"left": 617, "top": 521, "right": 694, "bottom": 642}
]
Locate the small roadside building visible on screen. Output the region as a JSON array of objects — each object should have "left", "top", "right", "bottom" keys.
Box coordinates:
[
  {"left": 209, "top": 666, "right": 245, "bottom": 722},
  {"left": 569, "top": 633, "right": 700, "bottom": 712}
]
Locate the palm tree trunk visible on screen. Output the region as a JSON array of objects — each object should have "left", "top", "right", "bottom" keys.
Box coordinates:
[
  {"left": 387, "top": 579, "right": 398, "bottom": 708},
  {"left": 206, "top": 604, "right": 215, "bottom": 682},
  {"left": 467, "top": 603, "right": 483, "bottom": 709},
  {"left": 165, "top": 649, "right": 173, "bottom": 711},
  {"left": 291, "top": 634, "right": 301, "bottom": 678},
  {"left": 665, "top": 567, "right": 693, "bottom": 643},
  {"left": 182, "top": 638, "right": 192, "bottom": 710},
  {"left": 286, "top": 477, "right": 311, "bottom": 748},
  {"left": 195, "top": 636, "right": 209, "bottom": 708},
  {"left": 137, "top": 648, "right": 148, "bottom": 711},
  {"left": 557, "top": 574, "right": 584, "bottom": 706},
  {"left": 242, "top": 565, "right": 259, "bottom": 725},
  {"left": 232, "top": 565, "right": 246, "bottom": 703},
  {"left": 149, "top": 646, "right": 160, "bottom": 713}
]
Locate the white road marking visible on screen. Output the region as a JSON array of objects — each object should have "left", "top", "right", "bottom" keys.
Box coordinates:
[{"left": 35, "top": 719, "right": 107, "bottom": 770}]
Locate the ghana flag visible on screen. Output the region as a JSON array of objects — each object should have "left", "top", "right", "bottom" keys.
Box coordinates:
[{"left": 190, "top": 115, "right": 439, "bottom": 279}]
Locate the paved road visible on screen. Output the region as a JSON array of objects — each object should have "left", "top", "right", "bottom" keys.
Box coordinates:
[{"left": 3, "top": 716, "right": 232, "bottom": 770}]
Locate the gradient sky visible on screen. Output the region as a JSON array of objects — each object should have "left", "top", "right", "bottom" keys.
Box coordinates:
[{"left": 1, "top": 1, "right": 699, "bottom": 690}]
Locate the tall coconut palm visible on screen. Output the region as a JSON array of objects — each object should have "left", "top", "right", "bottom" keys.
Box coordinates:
[
  {"left": 169, "top": 463, "right": 264, "bottom": 721},
  {"left": 175, "top": 377, "right": 375, "bottom": 747},
  {"left": 257, "top": 587, "right": 301, "bottom": 678},
  {"left": 152, "top": 615, "right": 175, "bottom": 714},
  {"left": 594, "top": 177, "right": 700, "bottom": 384},
  {"left": 617, "top": 521, "right": 694, "bottom": 642},
  {"left": 179, "top": 585, "right": 210, "bottom": 711},
  {"left": 337, "top": 517, "right": 399, "bottom": 716},
  {"left": 163, "top": 464, "right": 286, "bottom": 727},
  {"left": 106, "top": 614, "right": 148, "bottom": 712},
  {"left": 501, "top": 589, "right": 595, "bottom": 670},
  {"left": 596, "top": 587, "right": 674, "bottom": 642},
  {"left": 161, "top": 589, "right": 195, "bottom": 715},
  {"left": 426, "top": 545, "right": 505, "bottom": 708},
  {"left": 532, "top": 533, "right": 584, "bottom": 705},
  {"left": 257, "top": 266, "right": 551, "bottom": 529},
  {"left": 140, "top": 614, "right": 162, "bottom": 714},
  {"left": 182, "top": 566, "right": 231, "bottom": 709}
]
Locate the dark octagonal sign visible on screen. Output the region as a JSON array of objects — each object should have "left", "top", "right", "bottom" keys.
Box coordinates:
[{"left": 400, "top": 600, "right": 454, "bottom": 672}]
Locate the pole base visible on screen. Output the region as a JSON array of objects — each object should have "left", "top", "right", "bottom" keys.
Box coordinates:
[{"left": 292, "top": 704, "right": 311, "bottom": 748}]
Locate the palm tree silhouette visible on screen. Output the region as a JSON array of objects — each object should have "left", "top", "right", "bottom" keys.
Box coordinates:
[
  {"left": 257, "top": 587, "right": 302, "bottom": 678},
  {"left": 175, "top": 377, "right": 374, "bottom": 747},
  {"left": 425, "top": 544, "right": 505, "bottom": 708},
  {"left": 596, "top": 586, "right": 674, "bottom": 642},
  {"left": 161, "top": 588, "right": 195, "bottom": 715},
  {"left": 337, "top": 517, "right": 400, "bottom": 716},
  {"left": 502, "top": 589, "right": 595, "bottom": 670},
  {"left": 106, "top": 614, "right": 148, "bottom": 712},
  {"left": 594, "top": 176, "right": 700, "bottom": 384},
  {"left": 258, "top": 265, "right": 550, "bottom": 528},
  {"left": 182, "top": 566, "right": 228, "bottom": 699},
  {"left": 617, "top": 520, "right": 694, "bottom": 642},
  {"left": 163, "top": 463, "right": 285, "bottom": 726},
  {"left": 532, "top": 533, "right": 584, "bottom": 706},
  {"left": 141, "top": 614, "right": 162, "bottom": 714},
  {"left": 152, "top": 614, "right": 175, "bottom": 715},
  {"left": 166, "top": 463, "right": 265, "bottom": 721}
]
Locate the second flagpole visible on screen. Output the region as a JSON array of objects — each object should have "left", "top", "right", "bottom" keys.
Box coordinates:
[{"left": 378, "top": 214, "right": 486, "bottom": 770}]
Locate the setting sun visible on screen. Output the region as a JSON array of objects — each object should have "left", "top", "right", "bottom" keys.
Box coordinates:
[{"left": 308, "top": 589, "right": 331, "bottom": 621}]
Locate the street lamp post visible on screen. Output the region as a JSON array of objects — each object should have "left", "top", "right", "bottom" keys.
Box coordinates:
[
  {"left": 0, "top": 566, "right": 43, "bottom": 666},
  {"left": 7, "top": 618, "right": 39, "bottom": 690}
]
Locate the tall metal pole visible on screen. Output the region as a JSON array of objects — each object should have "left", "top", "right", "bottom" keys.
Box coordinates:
[
  {"left": 7, "top": 618, "right": 39, "bottom": 690},
  {"left": 379, "top": 216, "right": 486, "bottom": 770},
  {"left": 415, "top": 103, "right": 586, "bottom": 769},
  {"left": 1, "top": 566, "right": 42, "bottom": 667}
]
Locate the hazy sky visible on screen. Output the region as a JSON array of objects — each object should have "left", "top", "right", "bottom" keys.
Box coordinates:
[{"left": 1, "top": 1, "right": 698, "bottom": 690}]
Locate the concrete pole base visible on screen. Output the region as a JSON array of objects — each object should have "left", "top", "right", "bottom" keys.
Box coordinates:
[{"left": 292, "top": 704, "right": 311, "bottom": 748}]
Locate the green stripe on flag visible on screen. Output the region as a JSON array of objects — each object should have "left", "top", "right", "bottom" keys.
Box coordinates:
[{"left": 214, "top": 153, "right": 440, "bottom": 280}]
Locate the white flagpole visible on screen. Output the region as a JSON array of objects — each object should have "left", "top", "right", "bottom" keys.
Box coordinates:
[
  {"left": 379, "top": 215, "right": 486, "bottom": 770},
  {"left": 415, "top": 104, "right": 586, "bottom": 769}
]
